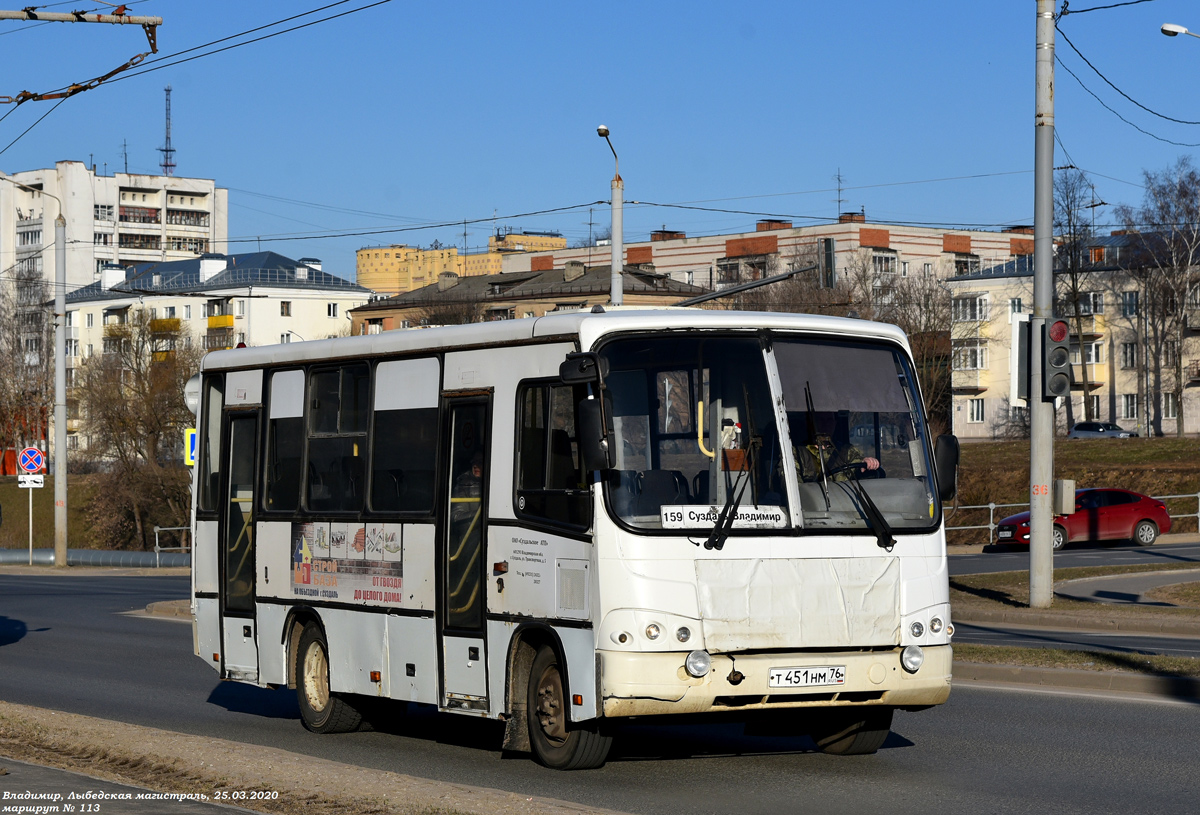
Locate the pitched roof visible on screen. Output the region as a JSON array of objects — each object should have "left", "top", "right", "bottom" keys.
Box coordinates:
[
  {"left": 352, "top": 263, "right": 705, "bottom": 313},
  {"left": 66, "top": 252, "right": 367, "bottom": 304}
]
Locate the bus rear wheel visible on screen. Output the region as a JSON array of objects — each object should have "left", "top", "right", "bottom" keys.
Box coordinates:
[
  {"left": 296, "top": 623, "right": 362, "bottom": 734},
  {"left": 527, "top": 646, "right": 611, "bottom": 770},
  {"left": 810, "top": 707, "right": 893, "bottom": 755}
]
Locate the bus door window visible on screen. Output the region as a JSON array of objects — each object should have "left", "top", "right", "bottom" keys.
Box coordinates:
[
  {"left": 516, "top": 382, "right": 590, "bottom": 528},
  {"left": 224, "top": 413, "right": 258, "bottom": 613},
  {"left": 198, "top": 377, "right": 224, "bottom": 514},
  {"left": 445, "top": 402, "right": 487, "bottom": 630}
]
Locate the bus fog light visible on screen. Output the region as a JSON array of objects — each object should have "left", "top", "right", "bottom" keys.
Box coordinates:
[
  {"left": 901, "top": 645, "right": 924, "bottom": 674},
  {"left": 645, "top": 623, "right": 661, "bottom": 640},
  {"left": 684, "top": 650, "right": 711, "bottom": 678},
  {"left": 910, "top": 621, "right": 925, "bottom": 638},
  {"left": 676, "top": 626, "right": 691, "bottom": 643},
  {"left": 930, "top": 617, "right": 944, "bottom": 634}
]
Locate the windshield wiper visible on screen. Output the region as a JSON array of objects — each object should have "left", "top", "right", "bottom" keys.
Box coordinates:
[
  {"left": 698, "top": 436, "right": 758, "bottom": 551},
  {"left": 846, "top": 471, "right": 895, "bottom": 551}
]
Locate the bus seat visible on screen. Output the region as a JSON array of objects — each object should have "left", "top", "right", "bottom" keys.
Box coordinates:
[{"left": 635, "top": 470, "right": 689, "bottom": 515}]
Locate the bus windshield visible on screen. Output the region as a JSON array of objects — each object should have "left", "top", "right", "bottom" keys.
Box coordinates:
[{"left": 598, "top": 333, "right": 938, "bottom": 534}]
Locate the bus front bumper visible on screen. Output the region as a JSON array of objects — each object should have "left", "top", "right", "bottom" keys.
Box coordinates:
[{"left": 600, "top": 644, "right": 952, "bottom": 718}]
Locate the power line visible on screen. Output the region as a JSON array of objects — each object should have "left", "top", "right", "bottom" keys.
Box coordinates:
[
  {"left": 0, "top": 96, "right": 68, "bottom": 158},
  {"left": 1056, "top": 22, "right": 1200, "bottom": 126},
  {"left": 1054, "top": 54, "right": 1200, "bottom": 147}
]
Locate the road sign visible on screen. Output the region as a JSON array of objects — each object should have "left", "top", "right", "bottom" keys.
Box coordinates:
[
  {"left": 18, "top": 474, "right": 44, "bottom": 488},
  {"left": 19, "top": 447, "right": 44, "bottom": 473},
  {"left": 184, "top": 428, "right": 197, "bottom": 466}
]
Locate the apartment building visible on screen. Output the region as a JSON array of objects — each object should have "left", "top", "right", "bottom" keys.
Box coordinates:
[
  {"left": 0, "top": 160, "right": 228, "bottom": 294},
  {"left": 501, "top": 214, "right": 1037, "bottom": 291},
  {"left": 946, "top": 237, "right": 1199, "bottom": 439},
  {"left": 357, "top": 228, "right": 567, "bottom": 295}
]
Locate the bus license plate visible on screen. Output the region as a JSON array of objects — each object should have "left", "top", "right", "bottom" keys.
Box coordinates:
[{"left": 768, "top": 666, "right": 846, "bottom": 688}]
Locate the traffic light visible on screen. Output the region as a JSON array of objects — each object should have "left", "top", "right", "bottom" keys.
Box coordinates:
[{"left": 1043, "top": 319, "right": 1071, "bottom": 400}]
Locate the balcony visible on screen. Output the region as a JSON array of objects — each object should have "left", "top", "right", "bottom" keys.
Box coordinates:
[
  {"left": 204, "top": 328, "right": 233, "bottom": 351},
  {"left": 1070, "top": 313, "right": 1105, "bottom": 338},
  {"left": 207, "top": 314, "right": 234, "bottom": 330},
  {"left": 1071, "top": 363, "right": 1106, "bottom": 390},
  {"left": 952, "top": 369, "right": 988, "bottom": 393},
  {"left": 1188, "top": 361, "right": 1200, "bottom": 382},
  {"left": 150, "top": 318, "right": 181, "bottom": 334}
]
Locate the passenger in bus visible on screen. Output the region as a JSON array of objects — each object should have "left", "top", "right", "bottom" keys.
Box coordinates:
[
  {"left": 451, "top": 451, "right": 484, "bottom": 525},
  {"left": 795, "top": 414, "right": 880, "bottom": 483}
]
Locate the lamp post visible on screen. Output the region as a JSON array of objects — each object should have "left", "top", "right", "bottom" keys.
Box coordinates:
[
  {"left": 0, "top": 174, "right": 68, "bottom": 568},
  {"left": 1161, "top": 23, "right": 1200, "bottom": 39},
  {"left": 597, "top": 125, "right": 623, "bottom": 306}
]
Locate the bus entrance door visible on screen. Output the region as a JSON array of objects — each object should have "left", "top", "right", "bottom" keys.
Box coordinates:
[
  {"left": 439, "top": 398, "right": 489, "bottom": 710},
  {"left": 220, "top": 411, "right": 259, "bottom": 682}
]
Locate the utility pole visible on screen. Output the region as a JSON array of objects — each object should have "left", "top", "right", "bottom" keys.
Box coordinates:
[
  {"left": 54, "top": 212, "right": 66, "bottom": 568},
  {"left": 1030, "top": 0, "right": 1056, "bottom": 607}
]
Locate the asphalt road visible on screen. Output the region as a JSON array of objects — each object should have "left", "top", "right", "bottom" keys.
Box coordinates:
[
  {"left": 2, "top": 574, "right": 1200, "bottom": 814},
  {"left": 949, "top": 539, "right": 1200, "bottom": 575},
  {"left": 952, "top": 621, "right": 1200, "bottom": 658}
]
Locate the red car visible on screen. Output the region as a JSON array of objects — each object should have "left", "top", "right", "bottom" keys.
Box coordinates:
[{"left": 995, "top": 488, "right": 1171, "bottom": 550}]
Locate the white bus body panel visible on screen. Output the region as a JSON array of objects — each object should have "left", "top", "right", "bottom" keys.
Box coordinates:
[
  {"left": 323, "top": 608, "right": 387, "bottom": 697},
  {"left": 386, "top": 614, "right": 438, "bottom": 704},
  {"left": 256, "top": 602, "right": 289, "bottom": 686},
  {"left": 194, "top": 596, "right": 221, "bottom": 668},
  {"left": 222, "top": 617, "right": 258, "bottom": 683},
  {"left": 443, "top": 636, "right": 488, "bottom": 701}
]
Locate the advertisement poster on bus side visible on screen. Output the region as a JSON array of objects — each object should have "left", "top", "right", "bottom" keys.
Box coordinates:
[{"left": 291, "top": 521, "right": 405, "bottom": 606}]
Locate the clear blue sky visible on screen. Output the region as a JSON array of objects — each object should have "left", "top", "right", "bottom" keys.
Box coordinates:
[{"left": 4, "top": 0, "right": 1200, "bottom": 284}]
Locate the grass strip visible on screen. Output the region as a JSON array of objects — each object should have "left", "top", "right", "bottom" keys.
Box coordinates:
[
  {"left": 951, "top": 563, "right": 1200, "bottom": 618},
  {"left": 954, "top": 643, "right": 1200, "bottom": 678}
]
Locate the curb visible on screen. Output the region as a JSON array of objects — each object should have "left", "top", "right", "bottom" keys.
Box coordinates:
[
  {"left": 954, "top": 661, "right": 1200, "bottom": 699},
  {"left": 954, "top": 607, "right": 1200, "bottom": 637}
]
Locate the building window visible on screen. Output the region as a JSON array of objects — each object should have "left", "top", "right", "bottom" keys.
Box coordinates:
[
  {"left": 236, "top": 299, "right": 246, "bottom": 317},
  {"left": 923, "top": 262, "right": 933, "bottom": 276},
  {"left": 1071, "top": 341, "right": 1104, "bottom": 365},
  {"left": 1121, "top": 342, "right": 1137, "bottom": 369},
  {"left": 236, "top": 332, "right": 246, "bottom": 345},
  {"left": 1164, "top": 341, "right": 1179, "bottom": 367},
  {"left": 66, "top": 339, "right": 79, "bottom": 357},
  {"left": 18, "top": 230, "right": 42, "bottom": 246},
  {"left": 118, "top": 233, "right": 161, "bottom": 250},
  {"left": 280, "top": 301, "right": 292, "bottom": 317},
  {"left": 164, "top": 306, "right": 176, "bottom": 319},
  {"left": 166, "top": 237, "right": 209, "bottom": 253},
  {"left": 952, "top": 296, "right": 988, "bottom": 322},
  {"left": 1122, "top": 290, "right": 1139, "bottom": 317},
  {"left": 1076, "top": 291, "right": 1104, "bottom": 315},
  {"left": 968, "top": 398, "right": 985, "bottom": 423},
  {"left": 93, "top": 232, "right": 112, "bottom": 246},
  {"left": 86, "top": 313, "right": 94, "bottom": 328},
  {"left": 1164, "top": 392, "right": 1180, "bottom": 420},
  {"left": 327, "top": 303, "right": 338, "bottom": 318},
  {"left": 953, "top": 341, "right": 987, "bottom": 370},
  {"left": 1009, "top": 298, "right": 1023, "bottom": 315},
  {"left": 1122, "top": 394, "right": 1139, "bottom": 420},
  {"left": 281, "top": 333, "right": 291, "bottom": 344},
  {"left": 901, "top": 261, "right": 909, "bottom": 278},
  {"left": 165, "top": 209, "right": 209, "bottom": 227},
  {"left": 184, "top": 305, "right": 192, "bottom": 320},
  {"left": 118, "top": 206, "right": 160, "bottom": 224},
  {"left": 94, "top": 204, "right": 114, "bottom": 221},
  {"left": 1086, "top": 395, "right": 1100, "bottom": 418},
  {"left": 954, "top": 253, "right": 981, "bottom": 276},
  {"left": 872, "top": 251, "right": 897, "bottom": 278}
]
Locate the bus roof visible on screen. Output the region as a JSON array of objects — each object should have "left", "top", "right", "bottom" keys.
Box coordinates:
[{"left": 200, "top": 307, "right": 911, "bottom": 372}]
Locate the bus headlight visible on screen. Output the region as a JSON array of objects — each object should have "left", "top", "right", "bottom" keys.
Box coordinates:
[
  {"left": 910, "top": 621, "right": 925, "bottom": 638},
  {"left": 645, "top": 623, "right": 661, "bottom": 640},
  {"left": 676, "top": 626, "right": 691, "bottom": 643},
  {"left": 929, "top": 617, "right": 944, "bottom": 634},
  {"left": 901, "top": 644, "right": 924, "bottom": 674},
  {"left": 684, "top": 650, "right": 711, "bottom": 678}
]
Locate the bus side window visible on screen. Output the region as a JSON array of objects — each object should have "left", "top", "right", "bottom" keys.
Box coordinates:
[
  {"left": 371, "top": 407, "right": 438, "bottom": 513},
  {"left": 197, "top": 375, "right": 224, "bottom": 514},
  {"left": 264, "top": 369, "right": 304, "bottom": 512},
  {"left": 515, "top": 381, "right": 591, "bottom": 529},
  {"left": 305, "top": 364, "right": 369, "bottom": 513}
]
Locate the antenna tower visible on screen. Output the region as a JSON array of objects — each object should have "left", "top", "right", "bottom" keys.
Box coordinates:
[{"left": 158, "top": 85, "right": 176, "bottom": 176}]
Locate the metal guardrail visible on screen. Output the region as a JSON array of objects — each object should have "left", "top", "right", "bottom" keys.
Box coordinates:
[
  {"left": 945, "top": 491, "right": 1200, "bottom": 543},
  {"left": 153, "top": 525, "right": 190, "bottom": 568}
]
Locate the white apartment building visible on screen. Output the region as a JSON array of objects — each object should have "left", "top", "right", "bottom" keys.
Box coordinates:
[{"left": 0, "top": 160, "right": 228, "bottom": 294}]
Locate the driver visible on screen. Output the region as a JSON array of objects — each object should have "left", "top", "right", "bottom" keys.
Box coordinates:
[{"left": 795, "top": 413, "right": 880, "bottom": 483}]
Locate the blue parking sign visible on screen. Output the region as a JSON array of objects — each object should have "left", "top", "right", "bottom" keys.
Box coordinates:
[{"left": 184, "top": 428, "right": 197, "bottom": 466}]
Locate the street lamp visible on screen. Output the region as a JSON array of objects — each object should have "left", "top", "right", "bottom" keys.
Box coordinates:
[
  {"left": 0, "top": 173, "right": 68, "bottom": 568},
  {"left": 1161, "top": 23, "right": 1200, "bottom": 39},
  {"left": 597, "top": 125, "right": 623, "bottom": 306}
]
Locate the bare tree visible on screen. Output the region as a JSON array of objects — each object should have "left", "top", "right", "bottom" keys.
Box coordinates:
[
  {"left": 0, "top": 264, "right": 54, "bottom": 473},
  {"left": 1113, "top": 157, "right": 1200, "bottom": 437},
  {"left": 75, "top": 308, "right": 200, "bottom": 548},
  {"left": 1054, "top": 167, "right": 1098, "bottom": 422},
  {"left": 418, "top": 299, "right": 483, "bottom": 326}
]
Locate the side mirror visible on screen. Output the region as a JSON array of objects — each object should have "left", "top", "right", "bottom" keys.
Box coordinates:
[
  {"left": 560, "top": 352, "right": 609, "bottom": 385},
  {"left": 934, "top": 434, "right": 959, "bottom": 502},
  {"left": 578, "top": 396, "right": 616, "bottom": 471}
]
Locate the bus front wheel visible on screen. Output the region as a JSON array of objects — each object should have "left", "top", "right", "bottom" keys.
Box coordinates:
[
  {"left": 527, "top": 646, "right": 611, "bottom": 770},
  {"left": 295, "top": 623, "right": 362, "bottom": 734},
  {"left": 810, "top": 707, "right": 893, "bottom": 755}
]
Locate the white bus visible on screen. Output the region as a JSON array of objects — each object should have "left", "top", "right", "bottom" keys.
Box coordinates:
[{"left": 191, "top": 308, "right": 959, "bottom": 769}]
